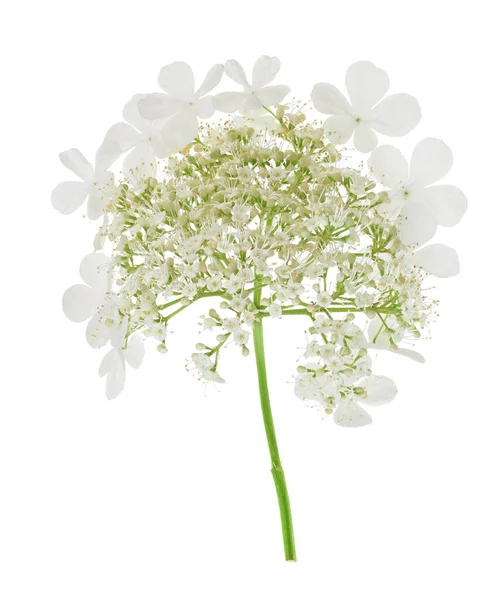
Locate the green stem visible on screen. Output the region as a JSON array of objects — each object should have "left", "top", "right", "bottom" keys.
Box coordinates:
[{"left": 253, "top": 279, "right": 297, "bottom": 561}]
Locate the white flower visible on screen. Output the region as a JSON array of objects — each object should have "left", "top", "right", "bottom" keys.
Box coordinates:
[
  {"left": 334, "top": 376, "right": 398, "bottom": 427},
  {"left": 62, "top": 253, "right": 117, "bottom": 348},
  {"left": 51, "top": 149, "right": 114, "bottom": 219},
  {"left": 316, "top": 291, "right": 332, "bottom": 308},
  {"left": 230, "top": 296, "right": 247, "bottom": 312},
  {"left": 96, "top": 95, "right": 171, "bottom": 177},
  {"left": 268, "top": 303, "right": 282, "bottom": 318},
  {"left": 213, "top": 56, "right": 290, "bottom": 113},
  {"left": 369, "top": 138, "right": 467, "bottom": 245},
  {"left": 233, "top": 328, "right": 250, "bottom": 345},
  {"left": 138, "top": 62, "right": 224, "bottom": 151},
  {"left": 311, "top": 61, "right": 421, "bottom": 152},
  {"left": 99, "top": 322, "right": 145, "bottom": 400}
]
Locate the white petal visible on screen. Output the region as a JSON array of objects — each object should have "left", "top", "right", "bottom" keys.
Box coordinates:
[
  {"left": 99, "top": 349, "right": 126, "bottom": 400},
  {"left": 62, "top": 285, "right": 104, "bottom": 322},
  {"left": 421, "top": 185, "right": 467, "bottom": 227},
  {"left": 410, "top": 138, "right": 453, "bottom": 186},
  {"left": 161, "top": 111, "right": 199, "bottom": 151},
  {"left": 123, "top": 94, "right": 152, "bottom": 133},
  {"left": 323, "top": 114, "right": 355, "bottom": 144},
  {"left": 95, "top": 122, "right": 141, "bottom": 172},
  {"left": 334, "top": 401, "right": 372, "bottom": 427},
  {"left": 345, "top": 61, "right": 389, "bottom": 113},
  {"left": 86, "top": 191, "right": 105, "bottom": 220},
  {"left": 353, "top": 124, "right": 378, "bottom": 153},
  {"left": 360, "top": 376, "right": 398, "bottom": 406},
  {"left": 125, "top": 334, "right": 145, "bottom": 369},
  {"left": 412, "top": 244, "right": 460, "bottom": 277},
  {"left": 242, "top": 94, "right": 263, "bottom": 112},
  {"left": 252, "top": 55, "right": 280, "bottom": 89},
  {"left": 371, "top": 94, "right": 421, "bottom": 136},
  {"left": 59, "top": 149, "right": 94, "bottom": 182},
  {"left": 224, "top": 59, "right": 250, "bottom": 89},
  {"left": 79, "top": 252, "right": 111, "bottom": 289},
  {"left": 51, "top": 181, "right": 88, "bottom": 215},
  {"left": 151, "top": 135, "right": 173, "bottom": 159},
  {"left": 393, "top": 348, "right": 425, "bottom": 363},
  {"left": 256, "top": 85, "right": 290, "bottom": 106},
  {"left": 123, "top": 142, "right": 157, "bottom": 178},
  {"left": 399, "top": 202, "right": 437, "bottom": 246},
  {"left": 368, "top": 145, "right": 408, "bottom": 187},
  {"left": 367, "top": 315, "right": 390, "bottom": 347},
  {"left": 195, "top": 96, "right": 215, "bottom": 119},
  {"left": 138, "top": 93, "right": 186, "bottom": 120},
  {"left": 213, "top": 91, "right": 249, "bottom": 113},
  {"left": 195, "top": 63, "right": 224, "bottom": 97},
  {"left": 86, "top": 314, "right": 112, "bottom": 349},
  {"left": 99, "top": 348, "right": 116, "bottom": 377},
  {"left": 311, "top": 83, "right": 351, "bottom": 115},
  {"left": 366, "top": 341, "right": 426, "bottom": 363},
  {"left": 158, "top": 61, "right": 195, "bottom": 101}
]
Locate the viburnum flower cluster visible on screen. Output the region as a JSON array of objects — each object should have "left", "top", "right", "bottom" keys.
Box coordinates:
[{"left": 53, "top": 57, "right": 466, "bottom": 560}]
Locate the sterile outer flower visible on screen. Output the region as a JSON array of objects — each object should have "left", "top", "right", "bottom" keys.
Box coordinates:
[
  {"left": 96, "top": 95, "right": 171, "bottom": 177},
  {"left": 311, "top": 61, "right": 421, "bottom": 152},
  {"left": 368, "top": 138, "right": 467, "bottom": 245},
  {"left": 213, "top": 56, "right": 290, "bottom": 113},
  {"left": 62, "top": 253, "right": 119, "bottom": 348},
  {"left": 99, "top": 321, "right": 145, "bottom": 400},
  {"left": 137, "top": 62, "right": 224, "bottom": 151},
  {"left": 51, "top": 149, "right": 114, "bottom": 219},
  {"left": 333, "top": 375, "right": 398, "bottom": 427}
]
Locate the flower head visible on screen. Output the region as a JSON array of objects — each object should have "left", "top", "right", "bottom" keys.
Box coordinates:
[{"left": 53, "top": 57, "right": 465, "bottom": 424}]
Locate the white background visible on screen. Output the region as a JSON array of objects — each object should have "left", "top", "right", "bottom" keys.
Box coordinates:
[{"left": 1, "top": 1, "right": 490, "bottom": 598}]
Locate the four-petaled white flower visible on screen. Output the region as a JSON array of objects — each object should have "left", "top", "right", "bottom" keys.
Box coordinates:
[
  {"left": 96, "top": 95, "right": 171, "bottom": 178},
  {"left": 62, "top": 253, "right": 118, "bottom": 348},
  {"left": 137, "top": 61, "right": 224, "bottom": 151},
  {"left": 368, "top": 137, "right": 467, "bottom": 246},
  {"left": 51, "top": 149, "right": 114, "bottom": 219},
  {"left": 99, "top": 320, "right": 145, "bottom": 400},
  {"left": 213, "top": 56, "right": 290, "bottom": 113},
  {"left": 311, "top": 61, "right": 421, "bottom": 152}
]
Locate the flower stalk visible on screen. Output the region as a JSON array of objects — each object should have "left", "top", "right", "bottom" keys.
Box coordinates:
[{"left": 253, "top": 279, "right": 296, "bottom": 561}]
